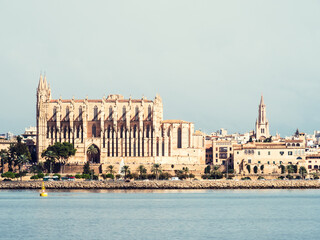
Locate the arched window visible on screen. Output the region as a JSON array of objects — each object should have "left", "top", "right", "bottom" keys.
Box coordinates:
[
  {"left": 146, "top": 125, "right": 150, "bottom": 138},
  {"left": 79, "top": 107, "right": 82, "bottom": 121},
  {"left": 122, "top": 106, "right": 126, "bottom": 121},
  {"left": 66, "top": 107, "right": 69, "bottom": 121},
  {"left": 109, "top": 106, "right": 113, "bottom": 120},
  {"left": 107, "top": 125, "right": 111, "bottom": 138},
  {"left": 261, "top": 128, "right": 264, "bottom": 134},
  {"left": 93, "top": 106, "right": 98, "bottom": 120},
  {"left": 120, "top": 126, "right": 124, "bottom": 138},
  {"left": 53, "top": 108, "right": 57, "bottom": 121},
  {"left": 51, "top": 127, "right": 54, "bottom": 138},
  {"left": 177, "top": 128, "right": 182, "bottom": 148},
  {"left": 135, "top": 106, "right": 139, "bottom": 121},
  {"left": 134, "top": 125, "right": 137, "bottom": 138},
  {"left": 92, "top": 124, "right": 96, "bottom": 137},
  {"left": 63, "top": 126, "right": 67, "bottom": 138},
  {"left": 167, "top": 128, "right": 171, "bottom": 137},
  {"left": 148, "top": 105, "right": 152, "bottom": 121}
]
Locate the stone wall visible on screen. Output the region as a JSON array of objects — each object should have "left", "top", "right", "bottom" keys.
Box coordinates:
[{"left": 1, "top": 180, "right": 320, "bottom": 189}]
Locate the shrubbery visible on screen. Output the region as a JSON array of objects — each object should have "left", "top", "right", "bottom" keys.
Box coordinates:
[
  {"left": 1, "top": 171, "right": 18, "bottom": 179},
  {"left": 241, "top": 177, "right": 251, "bottom": 180}
]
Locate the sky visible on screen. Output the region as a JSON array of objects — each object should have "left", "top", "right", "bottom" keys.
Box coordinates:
[{"left": 1, "top": 0, "right": 320, "bottom": 137}]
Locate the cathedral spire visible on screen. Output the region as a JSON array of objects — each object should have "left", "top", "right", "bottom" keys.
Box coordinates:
[
  {"left": 38, "top": 74, "right": 44, "bottom": 90},
  {"left": 260, "top": 94, "right": 264, "bottom": 106},
  {"left": 43, "top": 74, "right": 48, "bottom": 89}
]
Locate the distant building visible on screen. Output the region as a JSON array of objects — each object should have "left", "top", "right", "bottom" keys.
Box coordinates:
[
  {"left": 234, "top": 140, "right": 306, "bottom": 175},
  {"left": 255, "top": 95, "right": 270, "bottom": 140}
]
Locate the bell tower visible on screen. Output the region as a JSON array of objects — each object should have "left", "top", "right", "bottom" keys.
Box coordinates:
[{"left": 255, "top": 95, "right": 270, "bottom": 140}]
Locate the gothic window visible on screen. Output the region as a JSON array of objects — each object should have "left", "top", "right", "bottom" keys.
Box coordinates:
[
  {"left": 135, "top": 106, "right": 139, "bottom": 121},
  {"left": 93, "top": 106, "right": 98, "bottom": 121},
  {"left": 133, "top": 125, "right": 137, "bottom": 138},
  {"left": 66, "top": 107, "right": 69, "bottom": 121},
  {"left": 167, "top": 128, "right": 170, "bottom": 137},
  {"left": 122, "top": 106, "right": 126, "bottom": 121},
  {"left": 146, "top": 125, "right": 150, "bottom": 138},
  {"left": 63, "top": 126, "right": 67, "bottom": 138},
  {"left": 51, "top": 127, "right": 54, "bottom": 138},
  {"left": 79, "top": 107, "right": 82, "bottom": 121},
  {"left": 53, "top": 108, "right": 57, "bottom": 121},
  {"left": 107, "top": 125, "right": 111, "bottom": 138},
  {"left": 92, "top": 124, "right": 97, "bottom": 137},
  {"left": 148, "top": 105, "right": 152, "bottom": 121},
  {"left": 120, "top": 126, "right": 124, "bottom": 138},
  {"left": 177, "top": 127, "right": 182, "bottom": 148},
  {"left": 109, "top": 106, "right": 113, "bottom": 120},
  {"left": 261, "top": 128, "right": 265, "bottom": 134}
]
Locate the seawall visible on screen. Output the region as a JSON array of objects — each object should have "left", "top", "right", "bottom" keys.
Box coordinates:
[{"left": 1, "top": 180, "right": 320, "bottom": 190}]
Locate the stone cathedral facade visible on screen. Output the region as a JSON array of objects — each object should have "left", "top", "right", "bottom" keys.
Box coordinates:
[{"left": 36, "top": 75, "right": 206, "bottom": 173}]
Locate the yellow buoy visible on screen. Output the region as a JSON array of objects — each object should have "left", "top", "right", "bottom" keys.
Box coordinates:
[{"left": 40, "top": 181, "right": 48, "bottom": 197}]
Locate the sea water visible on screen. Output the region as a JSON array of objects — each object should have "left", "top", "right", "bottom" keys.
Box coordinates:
[{"left": 0, "top": 189, "right": 319, "bottom": 240}]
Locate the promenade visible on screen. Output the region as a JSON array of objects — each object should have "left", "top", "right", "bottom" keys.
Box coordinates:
[{"left": 1, "top": 180, "right": 320, "bottom": 189}]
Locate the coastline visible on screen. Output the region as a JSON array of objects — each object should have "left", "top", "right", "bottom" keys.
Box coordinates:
[{"left": 1, "top": 180, "right": 320, "bottom": 190}]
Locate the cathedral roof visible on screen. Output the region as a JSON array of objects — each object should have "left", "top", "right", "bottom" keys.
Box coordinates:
[{"left": 162, "top": 120, "right": 191, "bottom": 124}]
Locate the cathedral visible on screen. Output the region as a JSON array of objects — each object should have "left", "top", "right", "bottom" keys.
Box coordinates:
[{"left": 36, "top": 75, "right": 206, "bottom": 174}]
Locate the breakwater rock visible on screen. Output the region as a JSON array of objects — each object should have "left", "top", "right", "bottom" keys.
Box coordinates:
[{"left": 1, "top": 180, "right": 320, "bottom": 190}]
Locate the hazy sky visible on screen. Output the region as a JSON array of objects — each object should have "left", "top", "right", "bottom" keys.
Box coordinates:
[{"left": 1, "top": 0, "right": 320, "bottom": 136}]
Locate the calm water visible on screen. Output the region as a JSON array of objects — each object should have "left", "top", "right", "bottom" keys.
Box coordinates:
[{"left": 0, "top": 189, "right": 320, "bottom": 240}]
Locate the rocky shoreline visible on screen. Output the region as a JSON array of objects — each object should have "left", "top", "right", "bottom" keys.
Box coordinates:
[{"left": 1, "top": 180, "right": 320, "bottom": 190}]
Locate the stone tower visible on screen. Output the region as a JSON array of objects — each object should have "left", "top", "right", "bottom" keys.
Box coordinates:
[
  {"left": 255, "top": 95, "right": 270, "bottom": 140},
  {"left": 36, "top": 74, "right": 51, "bottom": 160}
]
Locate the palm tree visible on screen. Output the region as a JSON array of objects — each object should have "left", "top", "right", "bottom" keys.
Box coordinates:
[
  {"left": 29, "top": 165, "right": 39, "bottom": 180},
  {"left": 14, "top": 154, "right": 29, "bottom": 181},
  {"left": 151, "top": 163, "right": 162, "bottom": 180},
  {"left": 0, "top": 150, "right": 9, "bottom": 173},
  {"left": 42, "top": 150, "right": 57, "bottom": 173},
  {"left": 107, "top": 165, "right": 115, "bottom": 181},
  {"left": 87, "top": 145, "right": 98, "bottom": 163},
  {"left": 299, "top": 166, "right": 307, "bottom": 179},
  {"left": 121, "top": 165, "right": 130, "bottom": 179},
  {"left": 137, "top": 165, "right": 147, "bottom": 179},
  {"left": 107, "top": 165, "right": 115, "bottom": 174}
]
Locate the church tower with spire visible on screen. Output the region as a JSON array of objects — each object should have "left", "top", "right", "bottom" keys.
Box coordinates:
[
  {"left": 255, "top": 95, "right": 270, "bottom": 140},
  {"left": 36, "top": 74, "right": 51, "bottom": 160}
]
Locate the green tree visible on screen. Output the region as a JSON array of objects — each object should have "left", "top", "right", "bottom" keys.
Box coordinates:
[
  {"left": 121, "top": 165, "right": 130, "bottom": 179},
  {"left": 42, "top": 142, "right": 76, "bottom": 173},
  {"left": 8, "top": 136, "right": 31, "bottom": 172},
  {"left": 41, "top": 150, "right": 58, "bottom": 173},
  {"left": 299, "top": 166, "right": 307, "bottom": 179},
  {"left": 0, "top": 149, "right": 9, "bottom": 173},
  {"left": 287, "top": 164, "right": 296, "bottom": 174},
  {"left": 14, "top": 154, "right": 29, "bottom": 181},
  {"left": 107, "top": 165, "right": 115, "bottom": 175},
  {"left": 87, "top": 145, "right": 98, "bottom": 163},
  {"left": 137, "top": 165, "right": 147, "bottom": 179},
  {"left": 204, "top": 165, "right": 211, "bottom": 174},
  {"left": 211, "top": 166, "right": 223, "bottom": 179},
  {"left": 151, "top": 164, "right": 162, "bottom": 180},
  {"left": 83, "top": 162, "right": 91, "bottom": 175}
]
